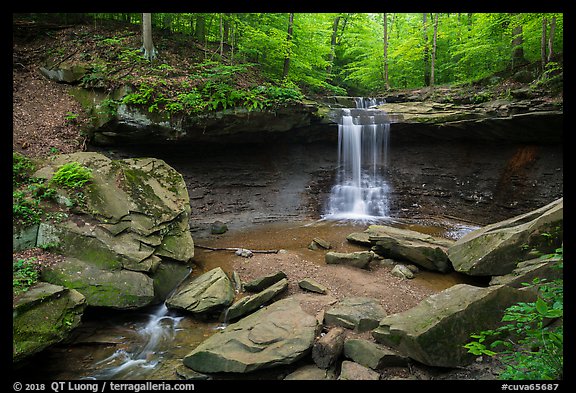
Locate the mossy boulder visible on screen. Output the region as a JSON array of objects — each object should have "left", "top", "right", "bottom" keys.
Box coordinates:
[
  {"left": 33, "top": 152, "right": 195, "bottom": 309},
  {"left": 13, "top": 282, "right": 86, "bottom": 363},
  {"left": 447, "top": 198, "right": 563, "bottom": 276},
  {"left": 371, "top": 283, "right": 536, "bottom": 368},
  {"left": 41, "top": 257, "right": 155, "bottom": 309}
]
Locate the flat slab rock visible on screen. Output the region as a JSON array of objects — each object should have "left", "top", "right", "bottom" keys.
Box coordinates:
[{"left": 182, "top": 296, "right": 317, "bottom": 374}]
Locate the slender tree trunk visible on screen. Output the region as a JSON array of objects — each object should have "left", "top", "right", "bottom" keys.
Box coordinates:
[
  {"left": 223, "top": 13, "right": 230, "bottom": 44},
  {"left": 541, "top": 16, "right": 547, "bottom": 71},
  {"left": 423, "top": 13, "right": 430, "bottom": 86},
  {"left": 219, "top": 13, "right": 224, "bottom": 59},
  {"left": 230, "top": 18, "right": 235, "bottom": 63},
  {"left": 383, "top": 13, "right": 389, "bottom": 90},
  {"left": 511, "top": 14, "right": 526, "bottom": 70},
  {"left": 326, "top": 15, "right": 340, "bottom": 79},
  {"left": 163, "top": 14, "right": 173, "bottom": 31},
  {"left": 282, "top": 13, "right": 294, "bottom": 80},
  {"left": 430, "top": 13, "right": 438, "bottom": 87},
  {"left": 142, "top": 13, "right": 157, "bottom": 61},
  {"left": 547, "top": 15, "right": 556, "bottom": 63},
  {"left": 195, "top": 14, "right": 205, "bottom": 42}
]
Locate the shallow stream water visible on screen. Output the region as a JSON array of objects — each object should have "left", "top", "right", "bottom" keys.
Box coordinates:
[{"left": 14, "top": 217, "right": 479, "bottom": 380}]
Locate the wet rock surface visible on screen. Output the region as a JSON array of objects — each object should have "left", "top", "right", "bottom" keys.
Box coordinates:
[{"left": 91, "top": 133, "right": 562, "bottom": 234}]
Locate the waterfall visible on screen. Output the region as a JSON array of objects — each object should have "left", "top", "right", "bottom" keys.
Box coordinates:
[{"left": 324, "top": 97, "right": 391, "bottom": 221}]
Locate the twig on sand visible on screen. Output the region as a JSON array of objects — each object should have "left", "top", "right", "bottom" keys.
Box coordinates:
[{"left": 195, "top": 244, "right": 279, "bottom": 258}]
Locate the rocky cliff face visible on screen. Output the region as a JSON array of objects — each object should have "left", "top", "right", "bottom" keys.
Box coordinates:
[{"left": 82, "top": 90, "right": 562, "bottom": 229}]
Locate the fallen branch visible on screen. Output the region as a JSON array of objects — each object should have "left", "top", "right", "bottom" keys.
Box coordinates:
[{"left": 195, "top": 244, "right": 279, "bottom": 254}]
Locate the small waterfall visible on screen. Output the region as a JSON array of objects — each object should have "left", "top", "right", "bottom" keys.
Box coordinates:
[
  {"left": 325, "top": 97, "right": 391, "bottom": 221},
  {"left": 87, "top": 303, "right": 183, "bottom": 380}
]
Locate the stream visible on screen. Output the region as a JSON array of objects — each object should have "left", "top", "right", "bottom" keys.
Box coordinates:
[{"left": 14, "top": 217, "right": 479, "bottom": 380}]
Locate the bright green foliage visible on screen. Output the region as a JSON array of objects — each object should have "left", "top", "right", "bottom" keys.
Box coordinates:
[
  {"left": 113, "top": 58, "right": 305, "bottom": 115},
  {"left": 13, "top": 190, "right": 43, "bottom": 226},
  {"left": 464, "top": 247, "right": 563, "bottom": 380},
  {"left": 51, "top": 162, "right": 93, "bottom": 189},
  {"left": 27, "top": 12, "right": 563, "bottom": 96},
  {"left": 13, "top": 152, "right": 35, "bottom": 187},
  {"left": 13, "top": 257, "right": 40, "bottom": 295},
  {"left": 13, "top": 153, "right": 57, "bottom": 226}
]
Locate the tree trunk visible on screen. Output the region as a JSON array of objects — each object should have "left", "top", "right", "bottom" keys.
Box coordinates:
[
  {"left": 511, "top": 14, "right": 526, "bottom": 70},
  {"left": 141, "top": 13, "right": 157, "bottom": 61},
  {"left": 163, "top": 14, "right": 173, "bottom": 31},
  {"left": 326, "top": 15, "right": 340, "bottom": 79},
  {"left": 430, "top": 13, "right": 438, "bottom": 87},
  {"left": 219, "top": 13, "right": 224, "bottom": 59},
  {"left": 195, "top": 14, "right": 205, "bottom": 42},
  {"left": 383, "top": 13, "right": 389, "bottom": 90},
  {"left": 223, "top": 13, "right": 230, "bottom": 44},
  {"left": 541, "top": 16, "right": 547, "bottom": 71},
  {"left": 547, "top": 15, "right": 556, "bottom": 63},
  {"left": 282, "top": 13, "right": 294, "bottom": 80},
  {"left": 423, "top": 13, "right": 430, "bottom": 86}
]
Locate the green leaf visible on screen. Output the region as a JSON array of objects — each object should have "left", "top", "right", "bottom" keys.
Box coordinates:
[{"left": 535, "top": 298, "right": 549, "bottom": 315}]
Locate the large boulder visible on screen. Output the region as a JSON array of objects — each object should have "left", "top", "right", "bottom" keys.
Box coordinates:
[
  {"left": 349, "top": 225, "right": 454, "bottom": 273},
  {"left": 13, "top": 282, "right": 86, "bottom": 362},
  {"left": 166, "top": 267, "right": 235, "bottom": 315},
  {"left": 35, "top": 152, "right": 195, "bottom": 309},
  {"left": 371, "top": 283, "right": 536, "bottom": 368},
  {"left": 41, "top": 257, "right": 154, "bottom": 309},
  {"left": 447, "top": 198, "right": 563, "bottom": 276},
  {"left": 182, "top": 297, "right": 317, "bottom": 374}
]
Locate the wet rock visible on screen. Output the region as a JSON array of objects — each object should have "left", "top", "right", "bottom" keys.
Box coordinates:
[
  {"left": 42, "top": 257, "right": 155, "bottom": 309},
  {"left": 308, "top": 237, "right": 331, "bottom": 250},
  {"left": 183, "top": 297, "right": 317, "bottom": 373},
  {"left": 448, "top": 198, "right": 563, "bottom": 276},
  {"left": 210, "top": 221, "right": 228, "bottom": 235},
  {"left": 13, "top": 282, "right": 86, "bottom": 362},
  {"left": 231, "top": 271, "right": 243, "bottom": 292},
  {"left": 166, "top": 267, "right": 234, "bottom": 315},
  {"left": 365, "top": 225, "right": 454, "bottom": 272},
  {"left": 345, "top": 231, "right": 371, "bottom": 246},
  {"left": 372, "top": 283, "right": 537, "bottom": 368}
]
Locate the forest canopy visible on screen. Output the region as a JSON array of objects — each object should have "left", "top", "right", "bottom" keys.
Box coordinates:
[{"left": 20, "top": 12, "right": 563, "bottom": 96}]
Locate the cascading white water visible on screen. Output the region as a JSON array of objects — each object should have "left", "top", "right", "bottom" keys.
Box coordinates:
[
  {"left": 325, "top": 97, "right": 391, "bottom": 221},
  {"left": 87, "top": 303, "right": 183, "bottom": 380}
]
